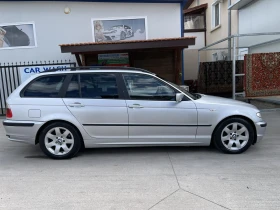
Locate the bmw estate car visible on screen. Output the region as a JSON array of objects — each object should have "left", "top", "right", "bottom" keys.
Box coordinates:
[{"left": 3, "top": 67, "right": 267, "bottom": 159}]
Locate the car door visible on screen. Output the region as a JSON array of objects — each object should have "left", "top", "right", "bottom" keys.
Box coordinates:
[
  {"left": 122, "top": 73, "right": 198, "bottom": 145},
  {"left": 63, "top": 73, "right": 128, "bottom": 144}
]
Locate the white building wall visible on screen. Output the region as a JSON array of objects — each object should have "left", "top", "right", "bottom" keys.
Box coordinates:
[
  {"left": 0, "top": 1, "right": 181, "bottom": 63},
  {"left": 186, "top": 32, "right": 204, "bottom": 49},
  {"left": 184, "top": 32, "right": 205, "bottom": 80},
  {"left": 239, "top": 0, "right": 280, "bottom": 53}
]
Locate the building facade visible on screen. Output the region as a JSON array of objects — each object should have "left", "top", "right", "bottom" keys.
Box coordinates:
[
  {"left": 183, "top": 0, "right": 239, "bottom": 81},
  {"left": 232, "top": 0, "right": 280, "bottom": 54},
  {"left": 0, "top": 0, "right": 184, "bottom": 64}
]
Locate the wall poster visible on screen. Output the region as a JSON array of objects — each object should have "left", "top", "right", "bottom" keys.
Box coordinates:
[
  {"left": 0, "top": 22, "right": 37, "bottom": 50},
  {"left": 92, "top": 16, "right": 147, "bottom": 43}
]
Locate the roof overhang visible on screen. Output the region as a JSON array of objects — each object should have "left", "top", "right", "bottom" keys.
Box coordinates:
[
  {"left": 60, "top": 37, "right": 196, "bottom": 54},
  {"left": 228, "top": 0, "right": 256, "bottom": 10},
  {"left": 183, "top": 3, "right": 208, "bottom": 14}
]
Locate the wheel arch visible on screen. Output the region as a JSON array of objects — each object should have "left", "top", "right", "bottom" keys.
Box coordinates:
[
  {"left": 35, "top": 120, "right": 85, "bottom": 148},
  {"left": 211, "top": 115, "right": 257, "bottom": 146}
]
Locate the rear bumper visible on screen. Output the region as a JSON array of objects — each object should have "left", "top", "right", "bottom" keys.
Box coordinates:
[
  {"left": 255, "top": 121, "right": 267, "bottom": 143},
  {"left": 3, "top": 120, "right": 44, "bottom": 145}
]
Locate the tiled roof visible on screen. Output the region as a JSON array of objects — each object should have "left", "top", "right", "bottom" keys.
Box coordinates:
[{"left": 59, "top": 37, "right": 196, "bottom": 47}]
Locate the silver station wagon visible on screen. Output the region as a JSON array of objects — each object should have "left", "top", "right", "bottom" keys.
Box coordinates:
[{"left": 3, "top": 67, "right": 267, "bottom": 159}]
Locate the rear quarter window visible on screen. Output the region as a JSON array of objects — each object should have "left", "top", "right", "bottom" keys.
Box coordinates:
[{"left": 21, "top": 75, "right": 66, "bottom": 98}]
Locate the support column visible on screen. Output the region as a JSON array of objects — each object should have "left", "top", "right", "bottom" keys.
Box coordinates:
[
  {"left": 74, "top": 54, "right": 83, "bottom": 66},
  {"left": 232, "top": 37, "right": 236, "bottom": 100},
  {"left": 174, "top": 49, "right": 182, "bottom": 85},
  {"left": 228, "top": 0, "right": 232, "bottom": 60},
  {"left": 81, "top": 54, "right": 86, "bottom": 66}
]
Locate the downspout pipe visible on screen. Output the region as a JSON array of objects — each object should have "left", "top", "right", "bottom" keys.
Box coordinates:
[
  {"left": 181, "top": 0, "right": 193, "bottom": 84},
  {"left": 181, "top": 1, "right": 187, "bottom": 84},
  {"left": 228, "top": 0, "right": 232, "bottom": 60}
]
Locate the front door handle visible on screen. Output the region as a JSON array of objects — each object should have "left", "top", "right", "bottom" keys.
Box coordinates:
[
  {"left": 68, "top": 102, "right": 84, "bottom": 108},
  {"left": 128, "top": 104, "right": 144, "bottom": 109}
]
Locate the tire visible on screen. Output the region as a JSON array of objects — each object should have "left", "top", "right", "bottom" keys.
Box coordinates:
[
  {"left": 213, "top": 118, "right": 254, "bottom": 154},
  {"left": 120, "top": 31, "right": 126, "bottom": 40},
  {"left": 39, "top": 122, "right": 82, "bottom": 159}
]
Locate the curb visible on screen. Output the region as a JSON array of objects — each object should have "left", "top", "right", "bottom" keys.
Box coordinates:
[
  {"left": 252, "top": 98, "right": 280, "bottom": 105},
  {"left": 260, "top": 108, "right": 280, "bottom": 112}
]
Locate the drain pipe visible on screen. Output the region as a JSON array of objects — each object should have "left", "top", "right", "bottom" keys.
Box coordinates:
[{"left": 228, "top": 0, "right": 232, "bottom": 60}]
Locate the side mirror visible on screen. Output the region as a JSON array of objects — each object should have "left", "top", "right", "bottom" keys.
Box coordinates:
[{"left": 176, "top": 93, "right": 184, "bottom": 102}]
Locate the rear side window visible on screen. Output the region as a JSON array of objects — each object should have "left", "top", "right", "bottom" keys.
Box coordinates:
[
  {"left": 65, "top": 73, "right": 119, "bottom": 99},
  {"left": 22, "top": 75, "right": 66, "bottom": 98}
]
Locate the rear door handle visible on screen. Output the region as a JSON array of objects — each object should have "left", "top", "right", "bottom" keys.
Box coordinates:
[
  {"left": 68, "top": 102, "right": 84, "bottom": 108},
  {"left": 128, "top": 104, "right": 144, "bottom": 109}
]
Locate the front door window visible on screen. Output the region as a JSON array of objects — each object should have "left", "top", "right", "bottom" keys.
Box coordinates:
[{"left": 122, "top": 73, "right": 175, "bottom": 101}]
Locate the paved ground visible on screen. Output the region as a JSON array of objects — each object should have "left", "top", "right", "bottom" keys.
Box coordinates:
[{"left": 0, "top": 111, "right": 280, "bottom": 210}]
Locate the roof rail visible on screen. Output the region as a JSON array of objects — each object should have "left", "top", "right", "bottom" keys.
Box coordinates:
[{"left": 40, "top": 66, "right": 154, "bottom": 74}]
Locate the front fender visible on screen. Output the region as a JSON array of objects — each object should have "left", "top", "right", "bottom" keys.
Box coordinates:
[{"left": 196, "top": 105, "right": 261, "bottom": 142}]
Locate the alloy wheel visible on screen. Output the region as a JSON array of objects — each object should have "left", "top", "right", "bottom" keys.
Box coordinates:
[
  {"left": 221, "top": 122, "right": 249, "bottom": 151},
  {"left": 44, "top": 127, "right": 74, "bottom": 156}
]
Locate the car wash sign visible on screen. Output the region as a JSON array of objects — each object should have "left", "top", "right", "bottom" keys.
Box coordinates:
[{"left": 18, "top": 64, "right": 71, "bottom": 83}]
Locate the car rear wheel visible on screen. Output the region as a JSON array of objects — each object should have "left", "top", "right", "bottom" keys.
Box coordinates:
[
  {"left": 39, "top": 122, "right": 82, "bottom": 159},
  {"left": 213, "top": 118, "right": 254, "bottom": 154}
]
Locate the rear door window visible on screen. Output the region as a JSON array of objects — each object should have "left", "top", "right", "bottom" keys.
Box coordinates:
[
  {"left": 22, "top": 75, "right": 66, "bottom": 98},
  {"left": 65, "top": 73, "right": 119, "bottom": 99},
  {"left": 80, "top": 73, "right": 119, "bottom": 99}
]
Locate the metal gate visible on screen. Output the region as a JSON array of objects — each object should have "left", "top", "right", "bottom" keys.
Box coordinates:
[{"left": 0, "top": 61, "right": 76, "bottom": 115}]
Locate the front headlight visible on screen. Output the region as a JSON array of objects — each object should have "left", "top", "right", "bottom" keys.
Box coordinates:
[{"left": 256, "top": 112, "right": 262, "bottom": 118}]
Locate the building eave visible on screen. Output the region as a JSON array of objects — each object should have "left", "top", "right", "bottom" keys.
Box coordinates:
[
  {"left": 60, "top": 37, "right": 196, "bottom": 54},
  {"left": 228, "top": 0, "right": 255, "bottom": 10}
]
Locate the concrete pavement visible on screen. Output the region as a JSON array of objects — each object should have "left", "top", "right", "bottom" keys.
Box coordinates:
[{"left": 0, "top": 111, "right": 280, "bottom": 210}]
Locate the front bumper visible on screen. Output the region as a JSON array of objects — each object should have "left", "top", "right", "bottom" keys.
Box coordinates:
[
  {"left": 255, "top": 121, "right": 267, "bottom": 143},
  {"left": 3, "top": 120, "right": 45, "bottom": 145}
]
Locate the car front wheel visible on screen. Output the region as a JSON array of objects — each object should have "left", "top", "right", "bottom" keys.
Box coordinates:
[
  {"left": 213, "top": 118, "right": 255, "bottom": 154},
  {"left": 39, "top": 122, "right": 82, "bottom": 159}
]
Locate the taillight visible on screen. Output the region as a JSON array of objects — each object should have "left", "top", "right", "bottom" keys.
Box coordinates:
[{"left": 6, "top": 104, "right": 12, "bottom": 118}]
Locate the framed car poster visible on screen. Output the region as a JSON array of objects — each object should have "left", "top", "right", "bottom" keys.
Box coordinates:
[
  {"left": 91, "top": 16, "right": 148, "bottom": 43},
  {"left": 0, "top": 22, "right": 37, "bottom": 50}
]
